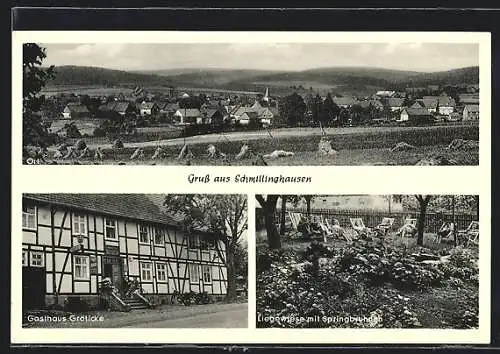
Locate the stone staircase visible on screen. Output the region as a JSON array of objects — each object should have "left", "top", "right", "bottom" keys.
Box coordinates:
[{"left": 122, "top": 297, "right": 149, "bottom": 310}]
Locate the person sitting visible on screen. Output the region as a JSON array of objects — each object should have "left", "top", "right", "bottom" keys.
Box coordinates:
[
  {"left": 436, "top": 222, "right": 454, "bottom": 243},
  {"left": 309, "top": 216, "right": 323, "bottom": 236},
  {"left": 297, "top": 216, "right": 313, "bottom": 239},
  {"left": 395, "top": 221, "right": 417, "bottom": 238}
]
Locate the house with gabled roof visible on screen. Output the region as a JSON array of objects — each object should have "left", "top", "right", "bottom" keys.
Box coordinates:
[
  {"left": 398, "top": 107, "right": 434, "bottom": 124},
  {"left": 62, "top": 103, "right": 91, "bottom": 119},
  {"left": 462, "top": 104, "right": 479, "bottom": 121},
  {"left": 22, "top": 194, "right": 228, "bottom": 311},
  {"left": 139, "top": 101, "right": 160, "bottom": 116},
  {"left": 173, "top": 108, "right": 202, "bottom": 125},
  {"left": 386, "top": 98, "right": 405, "bottom": 112},
  {"left": 423, "top": 95, "right": 456, "bottom": 115}
]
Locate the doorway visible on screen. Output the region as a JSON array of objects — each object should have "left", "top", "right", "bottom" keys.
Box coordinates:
[
  {"left": 23, "top": 267, "right": 46, "bottom": 309},
  {"left": 102, "top": 256, "right": 124, "bottom": 293}
]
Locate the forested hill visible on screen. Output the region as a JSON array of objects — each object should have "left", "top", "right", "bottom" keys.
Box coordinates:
[
  {"left": 46, "top": 65, "right": 479, "bottom": 89},
  {"left": 46, "top": 66, "right": 172, "bottom": 86}
]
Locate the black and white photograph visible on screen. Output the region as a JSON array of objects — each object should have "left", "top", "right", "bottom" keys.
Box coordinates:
[
  {"left": 22, "top": 39, "right": 481, "bottom": 166},
  {"left": 21, "top": 193, "right": 248, "bottom": 328},
  {"left": 256, "top": 194, "right": 480, "bottom": 328}
]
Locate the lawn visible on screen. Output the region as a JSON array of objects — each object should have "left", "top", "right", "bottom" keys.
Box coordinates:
[{"left": 256, "top": 229, "right": 479, "bottom": 329}]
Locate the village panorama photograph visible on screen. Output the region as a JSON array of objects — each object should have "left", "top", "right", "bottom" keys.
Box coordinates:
[
  {"left": 256, "top": 194, "right": 480, "bottom": 328},
  {"left": 22, "top": 42, "right": 480, "bottom": 166},
  {"left": 20, "top": 193, "right": 248, "bottom": 328}
]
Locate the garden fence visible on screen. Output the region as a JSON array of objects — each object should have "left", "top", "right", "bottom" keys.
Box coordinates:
[{"left": 259, "top": 207, "right": 477, "bottom": 234}]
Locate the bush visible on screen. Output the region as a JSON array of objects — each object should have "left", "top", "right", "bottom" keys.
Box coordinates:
[{"left": 63, "top": 297, "right": 89, "bottom": 312}]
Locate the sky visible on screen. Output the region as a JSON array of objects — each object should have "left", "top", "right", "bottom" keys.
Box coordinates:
[{"left": 41, "top": 43, "right": 479, "bottom": 72}]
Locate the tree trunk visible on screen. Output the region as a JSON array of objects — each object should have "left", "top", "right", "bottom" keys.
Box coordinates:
[
  {"left": 306, "top": 197, "right": 311, "bottom": 216},
  {"left": 416, "top": 204, "right": 427, "bottom": 246},
  {"left": 280, "top": 195, "right": 287, "bottom": 235},
  {"left": 475, "top": 195, "right": 479, "bottom": 220},
  {"left": 225, "top": 249, "right": 237, "bottom": 303},
  {"left": 265, "top": 210, "right": 281, "bottom": 249},
  {"left": 416, "top": 195, "right": 431, "bottom": 246}
]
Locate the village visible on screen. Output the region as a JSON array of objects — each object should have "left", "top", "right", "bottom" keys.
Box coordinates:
[{"left": 39, "top": 82, "right": 479, "bottom": 140}]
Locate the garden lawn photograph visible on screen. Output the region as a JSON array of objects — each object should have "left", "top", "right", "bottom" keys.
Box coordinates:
[{"left": 255, "top": 194, "right": 479, "bottom": 329}]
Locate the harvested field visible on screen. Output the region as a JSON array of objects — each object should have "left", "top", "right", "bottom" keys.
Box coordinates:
[{"left": 42, "top": 124, "right": 479, "bottom": 166}]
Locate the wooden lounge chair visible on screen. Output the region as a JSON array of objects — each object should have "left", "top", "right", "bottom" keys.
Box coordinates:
[
  {"left": 434, "top": 222, "right": 455, "bottom": 244},
  {"left": 459, "top": 221, "right": 479, "bottom": 247},
  {"left": 350, "top": 217, "right": 370, "bottom": 236},
  {"left": 396, "top": 218, "right": 417, "bottom": 238},
  {"left": 318, "top": 216, "right": 334, "bottom": 243},
  {"left": 288, "top": 212, "right": 302, "bottom": 231},
  {"left": 375, "top": 217, "right": 395, "bottom": 237}
]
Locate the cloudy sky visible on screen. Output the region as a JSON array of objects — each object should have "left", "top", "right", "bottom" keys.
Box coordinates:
[{"left": 41, "top": 43, "right": 478, "bottom": 72}]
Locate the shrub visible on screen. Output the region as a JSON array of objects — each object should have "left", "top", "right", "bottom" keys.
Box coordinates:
[{"left": 63, "top": 296, "right": 89, "bottom": 312}]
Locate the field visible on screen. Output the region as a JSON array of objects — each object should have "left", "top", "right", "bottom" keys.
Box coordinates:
[{"left": 44, "top": 124, "right": 479, "bottom": 166}]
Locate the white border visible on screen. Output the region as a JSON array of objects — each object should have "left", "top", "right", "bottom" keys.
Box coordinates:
[{"left": 11, "top": 31, "right": 491, "bottom": 345}]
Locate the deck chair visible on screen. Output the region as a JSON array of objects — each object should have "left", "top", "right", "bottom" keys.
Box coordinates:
[
  {"left": 326, "top": 218, "right": 351, "bottom": 242},
  {"left": 318, "top": 216, "right": 333, "bottom": 243},
  {"left": 459, "top": 221, "right": 479, "bottom": 247},
  {"left": 434, "top": 222, "right": 455, "bottom": 244},
  {"left": 287, "top": 211, "right": 303, "bottom": 239},
  {"left": 375, "top": 217, "right": 395, "bottom": 237},
  {"left": 350, "top": 217, "right": 369, "bottom": 235},
  {"left": 288, "top": 212, "right": 302, "bottom": 231},
  {"left": 396, "top": 218, "right": 417, "bottom": 238}
]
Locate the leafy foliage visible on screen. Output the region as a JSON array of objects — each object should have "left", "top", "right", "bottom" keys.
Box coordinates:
[{"left": 257, "top": 240, "right": 478, "bottom": 328}]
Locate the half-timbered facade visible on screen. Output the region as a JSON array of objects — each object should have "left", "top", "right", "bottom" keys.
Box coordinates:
[{"left": 22, "top": 194, "right": 228, "bottom": 310}]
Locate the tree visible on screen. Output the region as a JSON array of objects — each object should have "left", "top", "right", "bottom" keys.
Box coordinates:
[
  {"left": 23, "top": 43, "right": 55, "bottom": 147},
  {"left": 322, "top": 93, "right": 340, "bottom": 126},
  {"left": 163, "top": 194, "right": 247, "bottom": 302},
  {"left": 415, "top": 195, "right": 432, "bottom": 246},
  {"left": 302, "top": 195, "right": 315, "bottom": 216},
  {"left": 278, "top": 195, "right": 300, "bottom": 235},
  {"left": 255, "top": 195, "right": 281, "bottom": 249},
  {"left": 279, "top": 93, "right": 306, "bottom": 127}
]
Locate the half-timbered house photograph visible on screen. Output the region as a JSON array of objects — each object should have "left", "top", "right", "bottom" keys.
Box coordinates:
[
  {"left": 21, "top": 193, "right": 248, "bottom": 328},
  {"left": 256, "top": 194, "right": 480, "bottom": 328}
]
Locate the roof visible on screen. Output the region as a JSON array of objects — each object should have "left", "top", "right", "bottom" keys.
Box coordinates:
[
  {"left": 387, "top": 98, "right": 405, "bottom": 107},
  {"left": 333, "top": 96, "right": 356, "bottom": 106},
  {"left": 174, "top": 108, "right": 201, "bottom": 118},
  {"left": 240, "top": 111, "right": 259, "bottom": 120},
  {"left": 203, "top": 108, "right": 221, "bottom": 118},
  {"left": 23, "top": 193, "right": 184, "bottom": 228},
  {"left": 423, "top": 95, "right": 456, "bottom": 107},
  {"left": 99, "top": 101, "right": 133, "bottom": 113},
  {"left": 417, "top": 98, "right": 438, "bottom": 109},
  {"left": 403, "top": 107, "right": 433, "bottom": 116},
  {"left": 159, "top": 102, "right": 179, "bottom": 111},
  {"left": 410, "top": 101, "right": 425, "bottom": 109},
  {"left": 464, "top": 104, "right": 480, "bottom": 113},
  {"left": 357, "top": 100, "right": 383, "bottom": 109},
  {"left": 65, "top": 104, "right": 90, "bottom": 113},
  {"left": 232, "top": 106, "right": 250, "bottom": 117},
  {"left": 141, "top": 101, "right": 158, "bottom": 110}
]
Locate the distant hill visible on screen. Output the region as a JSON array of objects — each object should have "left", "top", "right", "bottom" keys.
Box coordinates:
[
  {"left": 46, "top": 65, "right": 479, "bottom": 93},
  {"left": 135, "top": 68, "right": 281, "bottom": 86},
  {"left": 398, "top": 66, "right": 479, "bottom": 86},
  {"left": 47, "top": 66, "right": 172, "bottom": 87}
]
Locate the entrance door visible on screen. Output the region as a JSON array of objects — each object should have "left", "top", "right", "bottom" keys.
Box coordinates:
[
  {"left": 103, "top": 257, "right": 124, "bottom": 293},
  {"left": 22, "top": 267, "right": 46, "bottom": 309}
]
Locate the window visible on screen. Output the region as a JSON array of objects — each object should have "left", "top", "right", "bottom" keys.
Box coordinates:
[
  {"left": 105, "top": 219, "right": 117, "bottom": 239},
  {"left": 73, "top": 255, "right": 89, "bottom": 280},
  {"left": 156, "top": 263, "right": 167, "bottom": 281},
  {"left": 200, "top": 238, "right": 216, "bottom": 250},
  {"left": 154, "top": 228, "right": 164, "bottom": 245},
  {"left": 139, "top": 225, "right": 149, "bottom": 244},
  {"left": 189, "top": 264, "right": 200, "bottom": 283},
  {"left": 22, "top": 250, "right": 28, "bottom": 266},
  {"left": 30, "top": 251, "right": 44, "bottom": 267},
  {"left": 140, "top": 262, "right": 152, "bottom": 281},
  {"left": 73, "top": 213, "right": 87, "bottom": 236},
  {"left": 22, "top": 204, "right": 36, "bottom": 230},
  {"left": 188, "top": 234, "right": 199, "bottom": 249},
  {"left": 202, "top": 265, "right": 212, "bottom": 283}
]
